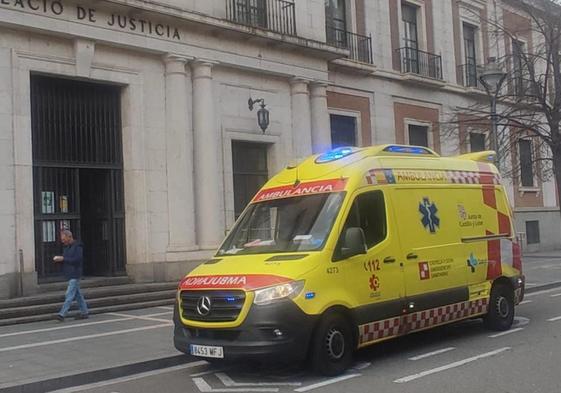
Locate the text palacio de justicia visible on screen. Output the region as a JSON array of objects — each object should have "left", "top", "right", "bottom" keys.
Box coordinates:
[{"left": 0, "top": 0, "right": 181, "bottom": 40}]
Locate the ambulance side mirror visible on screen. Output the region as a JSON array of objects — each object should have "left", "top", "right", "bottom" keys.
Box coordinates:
[{"left": 340, "top": 227, "right": 367, "bottom": 259}]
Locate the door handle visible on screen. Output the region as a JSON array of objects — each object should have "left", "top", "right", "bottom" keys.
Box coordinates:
[
  {"left": 406, "top": 253, "right": 418, "bottom": 260},
  {"left": 383, "top": 256, "right": 396, "bottom": 264}
]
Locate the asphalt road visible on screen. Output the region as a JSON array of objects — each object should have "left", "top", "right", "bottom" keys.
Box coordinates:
[{"left": 50, "top": 285, "right": 561, "bottom": 393}]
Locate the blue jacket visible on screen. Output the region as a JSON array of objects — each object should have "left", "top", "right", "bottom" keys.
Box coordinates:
[{"left": 62, "top": 241, "right": 84, "bottom": 280}]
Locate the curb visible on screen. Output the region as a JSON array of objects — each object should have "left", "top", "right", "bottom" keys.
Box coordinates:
[{"left": 0, "top": 355, "right": 195, "bottom": 393}]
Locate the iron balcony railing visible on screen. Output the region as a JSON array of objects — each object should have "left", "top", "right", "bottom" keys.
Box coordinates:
[
  {"left": 226, "top": 0, "right": 296, "bottom": 36},
  {"left": 326, "top": 26, "right": 373, "bottom": 64},
  {"left": 458, "top": 62, "right": 482, "bottom": 88},
  {"left": 396, "top": 47, "right": 443, "bottom": 80}
]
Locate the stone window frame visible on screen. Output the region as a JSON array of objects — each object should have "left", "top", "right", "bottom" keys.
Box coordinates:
[
  {"left": 222, "top": 130, "right": 281, "bottom": 231},
  {"left": 397, "top": 0, "right": 428, "bottom": 52},
  {"left": 468, "top": 129, "right": 488, "bottom": 152},
  {"left": 328, "top": 108, "right": 362, "bottom": 147},
  {"left": 403, "top": 118, "right": 433, "bottom": 149},
  {"left": 458, "top": 4, "right": 485, "bottom": 69},
  {"left": 525, "top": 220, "right": 540, "bottom": 245},
  {"left": 511, "top": 36, "right": 529, "bottom": 96},
  {"left": 459, "top": 21, "right": 483, "bottom": 70},
  {"left": 516, "top": 136, "right": 540, "bottom": 192},
  {"left": 11, "top": 49, "right": 146, "bottom": 278}
]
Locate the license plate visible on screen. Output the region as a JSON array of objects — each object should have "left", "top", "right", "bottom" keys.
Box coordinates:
[{"left": 190, "top": 344, "right": 224, "bottom": 359}]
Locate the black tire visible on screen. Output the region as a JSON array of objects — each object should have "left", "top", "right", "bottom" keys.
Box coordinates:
[
  {"left": 310, "top": 312, "right": 353, "bottom": 376},
  {"left": 484, "top": 284, "right": 515, "bottom": 331}
]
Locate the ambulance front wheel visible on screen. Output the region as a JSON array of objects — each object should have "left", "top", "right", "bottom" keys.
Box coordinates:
[
  {"left": 484, "top": 284, "right": 515, "bottom": 331},
  {"left": 311, "top": 312, "right": 353, "bottom": 376}
]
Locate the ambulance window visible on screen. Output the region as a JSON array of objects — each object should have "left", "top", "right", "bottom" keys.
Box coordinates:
[{"left": 339, "top": 191, "right": 387, "bottom": 251}]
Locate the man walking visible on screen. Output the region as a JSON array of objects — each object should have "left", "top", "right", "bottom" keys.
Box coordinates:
[{"left": 53, "top": 230, "right": 89, "bottom": 321}]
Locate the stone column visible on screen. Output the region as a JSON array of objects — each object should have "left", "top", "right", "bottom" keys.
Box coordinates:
[
  {"left": 163, "top": 54, "right": 196, "bottom": 251},
  {"left": 192, "top": 60, "right": 223, "bottom": 250},
  {"left": 310, "top": 81, "right": 332, "bottom": 153},
  {"left": 290, "top": 78, "right": 312, "bottom": 159}
]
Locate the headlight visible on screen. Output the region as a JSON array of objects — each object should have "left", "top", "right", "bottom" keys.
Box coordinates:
[{"left": 253, "top": 280, "right": 305, "bottom": 305}]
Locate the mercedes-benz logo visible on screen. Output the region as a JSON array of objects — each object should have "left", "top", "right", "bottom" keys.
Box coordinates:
[{"left": 196, "top": 296, "right": 211, "bottom": 316}]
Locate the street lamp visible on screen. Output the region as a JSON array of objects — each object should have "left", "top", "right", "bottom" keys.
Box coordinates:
[
  {"left": 479, "top": 57, "right": 507, "bottom": 170},
  {"left": 248, "top": 98, "right": 270, "bottom": 133}
]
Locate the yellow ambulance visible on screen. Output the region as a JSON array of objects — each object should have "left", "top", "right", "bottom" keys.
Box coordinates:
[{"left": 173, "top": 144, "right": 524, "bottom": 375}]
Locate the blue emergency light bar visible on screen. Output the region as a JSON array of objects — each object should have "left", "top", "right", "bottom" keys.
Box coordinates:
[
  {"left": 315, "top": 147, "right": 357, "bottom": 163},
  {"left": 383, "top": 145, "right": 433, "bottom": 155}
]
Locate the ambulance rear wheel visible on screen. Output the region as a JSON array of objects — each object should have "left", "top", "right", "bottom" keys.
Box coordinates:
[
  {"left": 311, "top": 312, "right": 353, "bottom": 376},
  {"left": 484, "top": 284, "right": 514, "bottom": 331}
]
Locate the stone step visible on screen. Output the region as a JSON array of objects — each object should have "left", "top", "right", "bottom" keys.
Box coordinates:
[
  {"left": 0, "top": 299, "right": 175, "bottom": 326},
  {"left": 0, "top": 282, "right": 178, "bottom": 310},
  {"left": 0, "top": 289, "right": 177, "bottom": 320}
]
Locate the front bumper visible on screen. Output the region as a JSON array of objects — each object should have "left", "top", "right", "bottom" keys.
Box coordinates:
[{"left": 173, "top": 298, "right": 318, "bottom": 363}]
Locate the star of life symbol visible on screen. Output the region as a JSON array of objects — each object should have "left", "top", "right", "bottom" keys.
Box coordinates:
[
  {"left": 369, "top": 274, "right": 380, "bottom": 291},
  {"left": 419, "top": 197, "right": 440, "bottom": 233},
  {"left": 467, "top": 252, "right": 478, "bottom": 273}
]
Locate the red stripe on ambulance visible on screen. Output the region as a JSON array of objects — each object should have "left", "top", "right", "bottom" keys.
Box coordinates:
[
  {"left": 179, "top": 274, "right": 292, "bottom": 290},
  {"left": 252, "top": 178, "right": 347, "bottom": 202}
]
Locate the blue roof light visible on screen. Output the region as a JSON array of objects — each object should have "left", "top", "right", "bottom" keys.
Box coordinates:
[
  {"left": 315, "top": 147, "right": 357, "bottom": 163},
  {"left": 384, "top": 145, "right": 432, "bottom": 155}
]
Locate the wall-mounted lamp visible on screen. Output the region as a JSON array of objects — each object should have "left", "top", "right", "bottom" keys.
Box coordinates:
[{"left": 248, "top": 98, "right": 270, "bottom": 133}]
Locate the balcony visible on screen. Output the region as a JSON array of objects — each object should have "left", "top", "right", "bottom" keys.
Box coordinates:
[
  {"left": 396, "top": 47, "right": 443, "bottom": 80},
  {"left": 326, "top": 26, "right": 373, "bottom": 64},
  {"left": 226, "top": 0, "right": 296, "bottom": 36},
  {"left": 458, "top": 63, "right": 482, "bottom": 88}
]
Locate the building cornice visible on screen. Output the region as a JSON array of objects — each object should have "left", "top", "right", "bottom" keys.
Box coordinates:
[{"left": 100, "top": 0, "right": 348, "bottom": 61}]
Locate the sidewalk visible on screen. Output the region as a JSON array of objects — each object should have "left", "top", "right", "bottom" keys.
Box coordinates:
[
  {"left": 0, "top": 306, "right": 186, "bottom": 393},
  {"left": 1, "top": 250, "right": 560, "bottom": 393},
  {"left": 522, "top": 250, "right": 561, "bottom": 290}
]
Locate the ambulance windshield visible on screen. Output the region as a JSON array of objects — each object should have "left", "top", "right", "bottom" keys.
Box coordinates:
[{"left": 218, "top": 192, "right": 345, "bottom": 255}]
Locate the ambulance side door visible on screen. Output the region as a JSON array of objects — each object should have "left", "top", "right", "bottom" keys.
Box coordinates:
[
  {"left": 333, "top": 189, "right": 405, "bottom": 329},
  {"left": 392, "top": 187, "right": 468, "bottom": 311}
]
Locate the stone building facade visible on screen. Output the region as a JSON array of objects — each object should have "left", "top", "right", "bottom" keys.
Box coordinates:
[{"left": 0, "top": 0, "right": 558, "bottom": 298}]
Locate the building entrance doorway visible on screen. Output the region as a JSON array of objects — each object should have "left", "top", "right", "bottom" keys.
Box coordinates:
[
  {"left": 31, "top": 75, "right": 126, "bottom": 280},
  {"left": 79, "top": 168, "right": 125, "bottom": 276}
]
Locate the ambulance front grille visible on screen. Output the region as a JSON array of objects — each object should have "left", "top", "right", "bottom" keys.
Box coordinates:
[{"left": 180, "top": 290, "right": 245, "bottom": 322}]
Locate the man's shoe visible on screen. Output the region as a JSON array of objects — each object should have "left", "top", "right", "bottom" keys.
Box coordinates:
[
  {"left": 55, "top": 315, "right": 64, "bottom": 322},
  {"left": 75, "top": 314, "right": 89, "bottom": 320}
]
